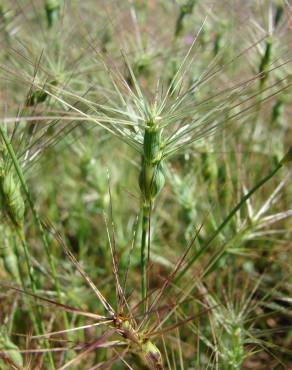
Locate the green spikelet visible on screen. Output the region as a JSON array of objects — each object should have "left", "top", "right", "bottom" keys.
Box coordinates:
[
  {"left": 271, "top": 96, "right": 286, "bottom": 126},
  {"left": 0, "top": 226, "right": 21, "bottom": 282},
  {"left": 25, "top": 79, "right": 58, "bottom": 107},
  {"left": 139, "top": 123, "right": 165, "bottom": 204},
  {"left": 274, "top": 4, "right": 284, "bottom": 27},
  {"left": 201, "top": 151, "right": 218, "bottom": 183},
  {"left": 0, "top": 148, "right": 25, "bottom": 228},
  {"left": 25, "top": 89, "right": 48, "bottom": 107},
  {"left": 141, "top": 339, "right": 164, "bottom": 370},
  {"left": 259, "top": 38, "right": 272, "bottom": 86},
  {"left": 135, "top": 56, "right": 151, "bottom": 78},
  {"left": 45, "top": 0, "right": 60, "bottom": 28},
  {"left": 139, "top": 161, "right": 165, "bottom": 203},
  {"left": 2, "top": 172, "right": 25, "bottom": 227},
  {"left": 175, "top": 0, "right": 197, "bottom": 37},
  {"left": 224, "top": 325, "right": 244, "bottom": 370},
  {"left": 143, "top": 126, "right": 162, "bottom": 163},
  {"left": 213, "top": 32, "right": 223, "bottom": 56},
  {"left": 0, "top": 327, "right": 23, "bottom": 368}
]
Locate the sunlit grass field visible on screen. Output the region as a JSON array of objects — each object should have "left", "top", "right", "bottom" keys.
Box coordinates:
[{"left": 0, "top": 1, "right": 291, "bottom": 369}]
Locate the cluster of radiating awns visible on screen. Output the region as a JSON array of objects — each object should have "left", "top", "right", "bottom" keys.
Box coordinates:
[{"left": 139, "top": 119, "right": 165, "bottom": 206}]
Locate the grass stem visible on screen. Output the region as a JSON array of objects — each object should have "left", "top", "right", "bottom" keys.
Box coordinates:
[{"left": 141, "top": 203, "right": 150, "bottom": 307}]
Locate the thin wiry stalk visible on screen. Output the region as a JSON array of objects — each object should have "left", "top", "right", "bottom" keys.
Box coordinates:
[{"left": 141, "top": 203, "right": 150, "bottom": 307}]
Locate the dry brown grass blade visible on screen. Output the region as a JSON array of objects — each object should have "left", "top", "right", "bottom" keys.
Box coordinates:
[
  {"left": 2, "top": 284, "right": 107, "bottom": 321},
  {"left": 147, "top": 304, "right": 219, "bottom": 339},
  {"left": 0, "top": 353, "right": 21, "bottom": 370}
]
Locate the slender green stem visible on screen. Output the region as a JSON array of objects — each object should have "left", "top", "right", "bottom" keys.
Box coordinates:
[
  {"left": 12, "top": 232, "right": 40, "bottom": 336},
  {"left": 10, "top": 232, "right": 55, "bottom": 368},
  {"left": 16, "top": 228, "right": 55, "bottom": 369},
  {"left": 17, "top": 228, "right": 38, "bottom": 292},
  {"left": 141, "top": 203, "right": 150, "bottom": 306},
  {"left": 175, "top": 160, "right": 284, "bottom": 282}
]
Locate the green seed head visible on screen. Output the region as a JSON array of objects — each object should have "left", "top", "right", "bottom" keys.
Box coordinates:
[
  {"left": 225, "top": 325, "right": 244, "bottom": 369},
  {"left": 175, "top": 0, "right": 197, "bottom": 37},
  {"left": 141, "top": 340, "right": 163, "bottom": 370},
  {"left": 0, "top": 149, "right": 25, "bottom": 228},
  {"left": 2, "top": 172, "right": 25, "bottom": 227},
  {"left": 201, "top": 152, "right": 218, "bottom": 182},
  {"left": 139, "top": 162, "right": 165, "bottom": 204},
  {"left": 25, "top": 79, "right": 59, "bottom": 107},
  {"left": 143, "top": 127, "right": 162, "bottom": 163},
  {"left": 139, "top": 121, "right": 165, "bottom": 204},
  {"left": 0, "top": 326, "right": 23, "bottom": 368},
  {"left": 45, "top": 0, "right": 60, "bottom": 28},
  {"left": 274, "top": 4, "right": 284, "bottom": 27},
  {"left": 271, "top": 96, "right": 287, "bottom": 125},
  {"left": 25, "top": 89, "right": 48, "bottom": 107},
  {"left": 259, "top": 38, "right": 272, "bottom": 85},
  {"left": 0, "top": 226, "right": 21, "bottom": 282},
  {"left": 134, "top": 54, "right": 151, "bottom": 78}
]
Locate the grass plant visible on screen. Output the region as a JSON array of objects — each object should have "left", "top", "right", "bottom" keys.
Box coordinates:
[{"left": 0, "top": 1, "right": 291, "bottom": 369}]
